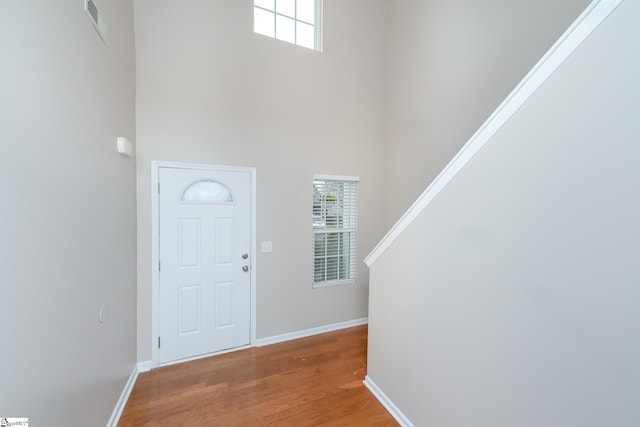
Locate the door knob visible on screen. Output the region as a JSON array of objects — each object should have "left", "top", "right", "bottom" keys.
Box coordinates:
[
  {"left": 242, "top": 253, "right": 248, "bottom": 259},
  {"left": 242, "top": 265, "right": 249, "bottom": 272}
]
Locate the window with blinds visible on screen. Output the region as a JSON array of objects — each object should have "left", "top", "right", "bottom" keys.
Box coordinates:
[{"left": 312, "top": 175, "right": 358, "bottom": 287}]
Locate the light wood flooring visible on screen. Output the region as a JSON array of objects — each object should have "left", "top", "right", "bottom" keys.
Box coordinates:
[{"left": 118, "top": 325, "right": 398, "bottom": 426}]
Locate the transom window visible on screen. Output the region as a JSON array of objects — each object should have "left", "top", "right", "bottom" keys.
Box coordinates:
[
  {"left": 181, "top": 180, "right": 233, "bottom": 204},
  {"left": 312, "top": 175, "right": 358, "bottom": 287},
  {"left": 254, "top": 0, "right": 322, "bottom": 51}
]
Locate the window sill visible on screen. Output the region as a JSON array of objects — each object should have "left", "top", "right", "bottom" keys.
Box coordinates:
[{"left": 312, "top": 279, "right": 356, "bottom": 289}]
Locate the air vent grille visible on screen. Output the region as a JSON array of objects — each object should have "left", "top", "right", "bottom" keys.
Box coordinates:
[{"left": 85, "top": 0, "right": 107, "bottom": 44}]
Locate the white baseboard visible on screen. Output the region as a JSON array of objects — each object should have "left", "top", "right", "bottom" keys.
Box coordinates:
[
  {"left": 256, "top": 317, "right": 368, "bottom": 347},
  {"left": 137, "top": 360, "right": 153, "bottom": 373},
  {"left": 106, "top": 363, "right": 140, "bottom": 427},
  {"left": 364, "top": 375, "right": 415, "bottom": 427}
]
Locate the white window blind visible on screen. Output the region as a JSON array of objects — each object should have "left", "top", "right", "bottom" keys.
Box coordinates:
[{"left": 313, "top": 175, "right": 358, "bottom": 287}]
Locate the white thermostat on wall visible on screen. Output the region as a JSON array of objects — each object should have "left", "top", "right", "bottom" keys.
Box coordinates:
[
  {"left": 117, "top": 137, "right": 133, "bottom": 157},
  {"left": 85, "top": 0, "right": 108, "bottom": 44}
]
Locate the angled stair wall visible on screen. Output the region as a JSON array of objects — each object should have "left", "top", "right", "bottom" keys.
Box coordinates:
[{"left": 365, "top": 1, "right": 639, "bottom": 425}]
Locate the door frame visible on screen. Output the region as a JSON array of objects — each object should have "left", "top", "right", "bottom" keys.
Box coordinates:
[{"left": 150, "top": 160, "right": 257, "bottom": 368}]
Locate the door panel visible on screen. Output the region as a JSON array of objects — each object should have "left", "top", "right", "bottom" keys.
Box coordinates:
[
  {"left": 179, "top": 219, "right": 200, "bottom": 268},
  {"left": 159, "top": 167, "right": 251, "bottom": 364},
  {"left": 179, "top": 285, "right": 200, "bottom": 334},
  {"left": 215, "top": 281, "right": 235, "bottom": 328},
  {"left": 215, "top": 218, "right": 235, "bottom": 265}
]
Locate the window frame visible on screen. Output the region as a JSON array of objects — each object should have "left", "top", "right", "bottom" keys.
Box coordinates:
[
  {"left": 253, "top": 0, "right": 323, "bottom": 52},
  {"left": 312, "top": 174, "right": 359, "bottom": 288}
]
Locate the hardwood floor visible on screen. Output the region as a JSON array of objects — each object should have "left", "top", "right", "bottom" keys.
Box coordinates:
[{"left": 118, "top": 325, "right": 398, "bottom": 426}]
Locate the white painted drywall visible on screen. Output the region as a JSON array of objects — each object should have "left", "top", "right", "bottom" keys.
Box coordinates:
[
  {"left": 134, "top": 0, "right": 388, "bottom": 361},
  {"left": 383, "top": 0, "right": 591, "bottom": 226},
  {"left": 0, "top": 0, "right": 137, "bottom": 425},
  {"left": 367, "top": 0, "right": 639, "bottom": 425}
]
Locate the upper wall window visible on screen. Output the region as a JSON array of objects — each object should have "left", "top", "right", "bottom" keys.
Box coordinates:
[{"left": 254, "top": 0, "right": 322, "bottom": 51}]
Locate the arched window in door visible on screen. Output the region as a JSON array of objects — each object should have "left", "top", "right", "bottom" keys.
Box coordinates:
[{"left": 181, "top": 180, "right": 233, "bottom": 203}]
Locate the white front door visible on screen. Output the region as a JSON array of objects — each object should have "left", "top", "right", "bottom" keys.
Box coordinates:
[{"left": 158, "top": 166, "right": 252, "bottom": 364}]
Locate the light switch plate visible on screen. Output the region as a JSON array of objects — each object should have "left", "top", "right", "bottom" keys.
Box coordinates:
[{"left": 261, "top": 242, "right": 273, "bottom": 253}]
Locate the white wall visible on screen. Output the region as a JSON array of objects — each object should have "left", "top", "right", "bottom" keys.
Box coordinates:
[
  {"left": 383, "top": 0, "right": 591, "bottom": 225},
  {"left": 0, "top": 0, "right": 136, "bottom": 425},
  {"left": 135, "top": 0, "right": 388, "bottom": 361},
  {"left": 367, "top": 1, "right": 640, "bottom": 425}
]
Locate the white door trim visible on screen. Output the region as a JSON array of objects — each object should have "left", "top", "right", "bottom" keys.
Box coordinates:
[{"left": 151, "top": 160, "right": 257, "bottom": 368}]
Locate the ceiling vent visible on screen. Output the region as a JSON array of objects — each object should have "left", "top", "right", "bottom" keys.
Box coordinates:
[{"left": 85, "top": 0, "right": 107, "bottom": 44}]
